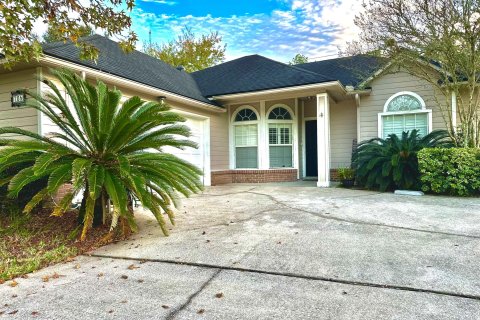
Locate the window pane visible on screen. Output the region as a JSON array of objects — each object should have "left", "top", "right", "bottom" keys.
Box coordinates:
[
  {"left": 270, "top": 146, "right": 293, "bottom": 168},
  {"left": 269, "top": 127, "right": 278, "bottom": 144},
  {"left": 235, "top": 108, "right": 257, "bottom": 121},
  {"left": 236, "top": 147, "right": 258, "bottom": 168},
  {"left": 268, "top": 123, "right": 292, "bottom": 145},
  {"left": 235, "top": 125, "right": 257, "bottom": 146},
  {"left": 268, "top": 107, "right": 292, "bottom": 120},
  {"left": 382, "top": 113, "right": 428, "bottom": 138},
  {"left": 387, "top": 94, "right": 422, "bottom": 112}
]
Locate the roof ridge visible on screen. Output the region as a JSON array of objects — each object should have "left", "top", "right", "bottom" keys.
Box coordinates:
[
  {"left": 255, "top": 54, "right": 333, "bottom": 81},
  {"left": 191, "top": 54, "right": 258, "bottom": 75},
  {"left": 41, "top": 34, "right": 102, "bottom": 50}
]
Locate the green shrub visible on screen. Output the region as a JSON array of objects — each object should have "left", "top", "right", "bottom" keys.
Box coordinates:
[
  {"left": 0, "top": 162, "right": 48, "bottom": 215},
  {"left": 418, "top": 148, "right": 480, "bottom": 196},
  {"left": 352, "top": 130, "right": 452, "bottom": 191},
  {"left": 337, "top": 167, "right": 355, "bottom": 180}
]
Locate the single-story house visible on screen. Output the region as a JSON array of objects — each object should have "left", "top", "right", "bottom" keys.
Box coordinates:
[{"left": 0, "top": 35, "right": 452, "bottom": 187}]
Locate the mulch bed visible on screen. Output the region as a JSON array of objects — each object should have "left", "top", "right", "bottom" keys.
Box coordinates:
[{"left": 0, "top": 209, "right": 127, "bottom": 282}]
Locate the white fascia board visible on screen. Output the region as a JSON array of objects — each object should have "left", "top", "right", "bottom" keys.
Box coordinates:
[
  {"left": 40, "top": 55, "right": 225, "bottom": 113},
  {"left": 210, "top": 81, "right": 346, "bottom": 101}
]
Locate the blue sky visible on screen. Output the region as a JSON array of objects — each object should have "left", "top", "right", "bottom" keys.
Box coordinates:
[{"left": 131, "top": 0, "right": 362, "bottom": 62}]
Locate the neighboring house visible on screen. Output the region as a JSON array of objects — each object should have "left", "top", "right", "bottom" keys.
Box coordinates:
[{"left": 0, "top": 35, "right": 450, "bottom": 187}]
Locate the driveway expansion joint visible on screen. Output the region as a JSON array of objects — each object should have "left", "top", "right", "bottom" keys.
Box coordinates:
[{"left": 87, "top": 254, "right": 480, "bottom": 302}]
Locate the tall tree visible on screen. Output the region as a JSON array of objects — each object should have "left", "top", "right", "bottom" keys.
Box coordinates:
[
  {"left": 353, "top": 0, "right": 480, "bottom": 147},
  {"left": 43, "top": 25, "right": 95, "bottom": 43},
  {"left": 144, "top": 27, "right": 226, "bottom": 72},
  {"left": 0, "top": 0, "right": 137, "bottom": 67},
  {"left": 288, "top": 53, "right": 309, "bottom": 65}
]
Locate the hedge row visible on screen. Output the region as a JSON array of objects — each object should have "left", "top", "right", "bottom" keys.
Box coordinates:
[{"left": 418, "top": 148, "right": 480, "bottom": 196}]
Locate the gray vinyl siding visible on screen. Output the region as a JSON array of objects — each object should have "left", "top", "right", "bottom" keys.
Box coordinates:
[
  {"left": 0, "top": 69, "right": 38, "bottom": 139},
  {"left": 359, "top": 70, "right": 448, "bottom": 142},
  {"left": 330, "top": 99, "right": 357, "bottom": 168}
]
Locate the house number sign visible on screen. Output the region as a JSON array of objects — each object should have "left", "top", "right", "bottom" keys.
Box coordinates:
[{"left": 11, "top": 90, "right": 26, "bottom": 107}]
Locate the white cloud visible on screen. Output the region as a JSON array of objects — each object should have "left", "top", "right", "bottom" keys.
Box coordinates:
[
  {"left": 132, "top": 0, "right": 363, "bottom": 62},
  {"left": 139, "top": 0, "right": 177, "bottom": 5}
]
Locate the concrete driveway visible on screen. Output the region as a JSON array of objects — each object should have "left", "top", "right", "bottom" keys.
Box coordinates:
[{"left": 1, "top": 184, "right": 480, "bottom": 319}]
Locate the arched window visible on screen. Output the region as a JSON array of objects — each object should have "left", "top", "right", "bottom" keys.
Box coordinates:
[
  {"left": 267, "top": 106, "right": 293, "bottom": 168},
  {"left": 232, "top": 107, "right": 258, "bottom": 168},
  {"left": 380, "top": 92, "right": 430, "bottom": 138}
]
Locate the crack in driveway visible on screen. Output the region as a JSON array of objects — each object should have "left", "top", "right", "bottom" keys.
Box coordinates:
[
  {"left": 165, "top": 268, "right": 222, "bottom": 320},
  {"left": 88, "top": 254, "right": 480, "bottom": 302},
  {"left": 245, "top": 190, "right": 480, "bottom": 240}
]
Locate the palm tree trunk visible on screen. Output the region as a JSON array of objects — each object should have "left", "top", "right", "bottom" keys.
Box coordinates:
[{"left": 77, "top": 186, "right": 104, "bottom": 227}]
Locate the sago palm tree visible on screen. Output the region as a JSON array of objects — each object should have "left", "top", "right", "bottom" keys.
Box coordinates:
[
  {"left": 0, "top": 69, "right": 203, "bottom": 240},
  {"left": 352, "top": 129, "right": 452, "bottom": 191}
]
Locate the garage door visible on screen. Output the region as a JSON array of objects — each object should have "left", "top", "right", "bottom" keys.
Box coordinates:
[{"left": 163, "top": 116, "right": 209, "bottom": 186}]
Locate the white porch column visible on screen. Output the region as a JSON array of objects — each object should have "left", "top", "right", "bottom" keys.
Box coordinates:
[
  {"left": 316, "top": 93, "right": 330, "bottom": 187},
  {"left": 258, "top": 100, "right": 268, "bottom": 169}
]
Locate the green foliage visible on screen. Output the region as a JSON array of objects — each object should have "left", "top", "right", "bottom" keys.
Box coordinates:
[
  {"left": 0, "top": 0, "right": 137, "bottom": 68},
  {"left": 337, "top": 167, "right": 355, "bottom": 180},
  {"left": 353, "top": 130, "right": 452, "bottom": 191},
  {"left": 144, "top": 27, "right": 226, "bottom": 72},
  {"left": 0, "top": 68, "right": 203, "bottom": 240},
  {"left": 288, "top": 53, "right": 309, "bottom": 65},
  {"left": 42, "top": 24, "right": 94, "bottom": 43},
  {"left": 418, "top": 148, "right": 480, "bottom": 196},
  {"left": 0, "top": 162, "right": 48, "bottom": 215},
  {"left": 354, "top": 0, "right": 480, "bottom": 147}
]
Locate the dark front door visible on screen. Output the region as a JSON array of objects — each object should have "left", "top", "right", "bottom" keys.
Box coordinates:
[{"left": 305, "top": 120, "right": 318, "bottom": 177}]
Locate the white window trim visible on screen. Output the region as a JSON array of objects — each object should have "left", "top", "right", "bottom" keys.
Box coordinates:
[
  {"left": 267, "top": 104, "right": 295, "bottom": 169},
  {"left": 230, "top": 106, "right": 260, "bottom": 169},
  {"left": 378, "top": 92, "right": 432, "bottom": 138}
]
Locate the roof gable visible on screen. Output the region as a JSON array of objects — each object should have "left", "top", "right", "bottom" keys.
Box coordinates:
[
  {"left": 296, "top": 55, "right": 385, "bottom": 88},
  {"left": 191, "top": 54, "right": 333, "bottom": 97}
]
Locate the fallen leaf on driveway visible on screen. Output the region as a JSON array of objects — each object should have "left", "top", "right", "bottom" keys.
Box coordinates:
[
  {"left": 161, "top": 305, "right": 169, "bottom": 309},
  {"left": 197, "top": 309, "right": 205, "bottom": 314},
  {"left": 215, "top": 292, "right": 224, "bottom": 298},
  {"left": 8, "top": 310, "right": 18, "bottom": 315},
  {"left": 97, "top": 273, "right": 104, "bottom": 277},
  {"left": 9, "top": 280, "right": 18, "bottom": 287},
  {"left": 127, "top": 264, "right": 139, "bottom": 270},
  {"left": 120, "top": 275, "right": 128, "bottom": 279},
  {"left": 74, "top": 264, "right": 81, "bottom": 269},
  {"left": 137, "top": 279, "right": 144, "bottom": 283},
  {"left": 31, "top": 311, "right": 39, "bottom": 316},
  {"left": 42, "top": 276, "right": 49, "bottom": 283}
]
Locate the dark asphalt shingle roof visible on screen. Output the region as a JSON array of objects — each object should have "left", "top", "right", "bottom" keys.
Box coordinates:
[
  {"left": 41, "top": 35, "right": 385, "bottom": 101},
  {"left": 191, "top": 55, "right": 334, "bottom": 97},
  {"left": 42, "top": 35, "right": 216, "bottom": 106},
  {"left": 296, "top": 55, "right": 386, "bottom": 88}
]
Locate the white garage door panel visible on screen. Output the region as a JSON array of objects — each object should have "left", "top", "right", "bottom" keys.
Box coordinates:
[{"left": 163, "top": 117, "right": 207, "bottom": 185}]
